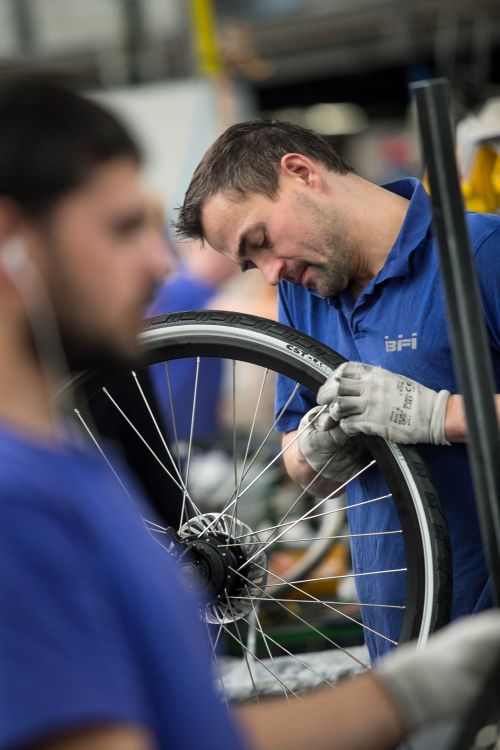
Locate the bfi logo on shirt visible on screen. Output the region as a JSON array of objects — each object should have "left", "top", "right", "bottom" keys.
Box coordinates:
[{"left": 385, "top": 333, "right": 418, "bottom": 352}]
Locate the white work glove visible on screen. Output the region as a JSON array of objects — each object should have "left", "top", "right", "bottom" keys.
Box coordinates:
[
  {"left": 374, "top": 610, "right": 500, "bottom": 733},
  {"left": 317, "top": 362, "right": 450, "bottom": 445},
  {"left": 297, "top": 405, "right": 367, "bottom": 483}
]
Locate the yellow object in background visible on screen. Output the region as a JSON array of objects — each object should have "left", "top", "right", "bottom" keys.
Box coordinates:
[
  {"left": 461, "top": 145, "right": 500, "bottom": 214},
  {"left": 188, "top": 0, "right": 222, "bottom": 76},
  {"left": 490, "top": 153, "right": 500, "bottom": 201},
  {"left": 456, "top": 98, "right": 500, "bottom": 214}
]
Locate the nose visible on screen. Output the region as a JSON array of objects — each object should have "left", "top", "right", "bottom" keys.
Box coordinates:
[
  {"left": 257, "top": 253, "right": 285, "bottom": 286},
  {"left": 144, "top": 227, "right": 172, "bottom": 282}
]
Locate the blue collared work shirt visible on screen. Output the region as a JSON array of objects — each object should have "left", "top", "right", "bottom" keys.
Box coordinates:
[
  {"left": 0, "top": 426, "right": 247, "bottom": 750},
  {"left": 276, "top": 178, "right": 500, "bottom": 660}
]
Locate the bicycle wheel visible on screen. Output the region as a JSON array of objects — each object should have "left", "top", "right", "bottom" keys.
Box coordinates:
[{"left": 71, "top": 310, "right": 452, "bottom": 697}]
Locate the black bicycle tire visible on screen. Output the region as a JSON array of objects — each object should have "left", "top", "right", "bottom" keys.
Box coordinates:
[{"left": 74, "top": 309, "right": 452, "bottom": 646}]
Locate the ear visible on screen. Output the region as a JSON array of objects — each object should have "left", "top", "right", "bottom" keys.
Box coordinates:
[
  {"left": 0, "top": 201, "right": 40, "bottom": 294},
  {"left": 279, "top": 153, "right": 323, "bottom": 191},
  {"left": 0, "top": 200, "right": 22, "bottom": 288}
]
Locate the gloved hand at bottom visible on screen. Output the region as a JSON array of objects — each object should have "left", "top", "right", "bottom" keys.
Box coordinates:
[
  {"left": 374, "top": 610, "right": 500, "bottom": 733},
  {"left": 297, "top": 405, "right": 368, "bottom": 483}
]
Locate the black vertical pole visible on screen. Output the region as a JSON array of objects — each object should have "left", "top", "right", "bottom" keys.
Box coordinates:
[{"left": 412, "top": 78, "right": 500, "bottom": 604}]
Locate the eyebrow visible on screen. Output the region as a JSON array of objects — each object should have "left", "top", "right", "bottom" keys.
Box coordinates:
[{"left": 109, "top": 209, "right": 148, "bottom": 234}]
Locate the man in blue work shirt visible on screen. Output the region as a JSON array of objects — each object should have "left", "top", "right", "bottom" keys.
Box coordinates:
[
  {"left": 0, "top": 78, "right": 248, "bottom": 750},
  {"left": 176, "top": 119, "right": 500, "bottom": 661}
]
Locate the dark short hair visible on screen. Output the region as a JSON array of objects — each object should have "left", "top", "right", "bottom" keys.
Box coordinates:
[
  {"left": 0, "top": 77, "right": 141, "bottom": 219},
  {"left": 175, "top": 119, "right": 354, "bottom": 241}
]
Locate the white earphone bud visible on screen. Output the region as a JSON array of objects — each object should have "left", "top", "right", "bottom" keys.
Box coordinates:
[{"left": 0, "top": 237, "right": 30, "bottom": 281}]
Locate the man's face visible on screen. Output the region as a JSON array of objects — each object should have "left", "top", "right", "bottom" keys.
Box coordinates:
[
  {"left": 31, "top": 159, "right": 167, "bottom": 370},
  {"left": 202, "top": 177, "right": 355, "bottom": 298}
]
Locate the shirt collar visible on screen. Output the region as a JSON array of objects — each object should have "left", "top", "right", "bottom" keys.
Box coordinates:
[{"left": 376, "top": 177, "right": 433, "bottom": 281}]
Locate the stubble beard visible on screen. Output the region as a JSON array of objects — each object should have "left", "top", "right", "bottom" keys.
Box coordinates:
[
  {"left": 22, "top": 298, "right": 143, "bottom": 377},
  {"left": 25, "top": 267, "right": 145, "bottom": 377},
  {"left": 295, "top": 194, "right": 354, "bottom": 299},
  {"left": 308, "top": 254, "right": 352, "bottom": 298}
]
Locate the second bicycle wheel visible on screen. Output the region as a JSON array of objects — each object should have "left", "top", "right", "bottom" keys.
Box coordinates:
[{"left": 72, "top": 310, "right": 452, "bottom": 698}]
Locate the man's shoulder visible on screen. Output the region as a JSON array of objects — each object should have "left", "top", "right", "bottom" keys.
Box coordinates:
[
  {"left": 466, "top": 211, "right": 500, "bottom": 248},
  {"left": 0, "top": 428, "right": 93, "bottom": 498},
  {"left": 0, "top": 428, "right": 144, "bottom": 548}
]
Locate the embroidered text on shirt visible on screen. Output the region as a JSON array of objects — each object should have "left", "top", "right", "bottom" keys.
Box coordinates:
[{"left": 385, "top": 333, "right": 418, "bottom": 352}]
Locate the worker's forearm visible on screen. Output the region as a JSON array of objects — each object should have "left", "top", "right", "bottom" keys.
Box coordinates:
[
  {"left": 236, "top": 672, "right": 405, "bottom": 750},
  {"left": 445, "top": 393, "right": 500, "bottom": 442},
  {"left": 282, "top": 430, "right": 341, "bottom": 497}
]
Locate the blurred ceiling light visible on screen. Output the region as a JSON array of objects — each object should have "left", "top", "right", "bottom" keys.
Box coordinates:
[
  {"left": 305, "top": 102, "right": 369, "bottom": 135},
  {"left": 271, "top": 107, "right": 308, "bottom": 125}
]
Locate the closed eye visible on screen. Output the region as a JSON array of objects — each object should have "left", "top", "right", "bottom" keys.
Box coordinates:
[{"left": 236, "top": 227, "right": 269, "bottom": 271}]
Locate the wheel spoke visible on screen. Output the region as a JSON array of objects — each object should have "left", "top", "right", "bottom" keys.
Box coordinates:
[
  {"left": 255, "top": 562, "right": 399, "bottom": 646},
  {"left": 217, "top": 619, "right": 301, "bottom": 700},
  {"left": 198, "top": 382, "right": 303, "bottom": 539},
  {"left": 232, "top": 360, "right": 238, "bottom": 488},
  {"left": 238, "top": 461, "right": 377, "bottom": 571},
  {"left": 237, "top": 405, "right": 331, "bottom": 500},
  {"left": 74, "top": 408, "right": 136, "bottom": 503},
  {"left": 240, "top": 381, "right": 301, "bottom": 482},
  {"left": 101, "top": 387, "right": 186, "bottom": 495},
  {"left": 232, "top": 368, "right": 270, "bottom": 539},
  {"left": 224, "top": 593, "right": 260, "bottom": 701},
  {"left": 132, "top": 370, "right": 200, "bottom": 515},
  {"left": 164, "top": 362, "right": 181, "bottom": 471},
  {"left": 200, "top": 408, "right": 332, "bottom": 540},
  {"left": 230, "top": 360, "right": 239, "bottom": 538},
  {"left": 232, "top": 596, "right": 405, "bottom": 610},
  {"left": 180, "top": 356, "right": 201, "bottom": 531},
  {"left": 249, "top": 596, "right": 291, "bottom": 700},
  {"left": 205, "top": 622, "right": 229, "bottom": 709},
  {"left": 265, "top": 568, "right": 407, "bottom": 586},
  {"left": 236, "top": 609, "right": 337, "bottom": 689},
  {"left": 232, "top": 568, "right": 369, "bottom": 669},
  {"left": 144, "top": 519, "right": 168, "bottom": 531},
  {"left": 235, "top": 493, "right": 392, "bottom": 540},
  {"left": 221, "top": 529, "right": 403, "bottom": 546},
  {"left": 240, "top": 368, "right": 269, "bottom": 481}
]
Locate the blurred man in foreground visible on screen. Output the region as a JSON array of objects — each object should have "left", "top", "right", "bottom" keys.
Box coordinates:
[{"left": 0, "top": 78, "right": 499, "bottom": 750}]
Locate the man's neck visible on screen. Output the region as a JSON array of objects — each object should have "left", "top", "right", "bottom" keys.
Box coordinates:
[
  {"left": 345, "top": 176, "right": 410, "bottom": 299},
  {"left": 0, "top": 328, "right": 57, "bottom": 440}
]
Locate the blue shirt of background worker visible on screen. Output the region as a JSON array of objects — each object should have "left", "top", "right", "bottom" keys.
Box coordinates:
[
  {"left": 275, "top": 178, "right": 500, "bottom": 660},
  {"left": 147, "top": 270, "right": 223, "bottom": 443},
  {"left": 0, "top": 425, "right": 247, "bottom": 750}
]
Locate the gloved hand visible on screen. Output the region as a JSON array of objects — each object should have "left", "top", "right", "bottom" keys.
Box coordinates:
[
  {"left": 374, "top": 610, "right": 500, "bottom": 733},
  {"left": 297, "top": 405, "right": 368, "bottom": 483},
  {"left": 317, "top": 362, "right": 450, "bottom": 445}
]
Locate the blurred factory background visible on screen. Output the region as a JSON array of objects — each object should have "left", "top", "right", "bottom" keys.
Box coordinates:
[{"left": 0, "top": 0, "right": 498, "bottom": 208}]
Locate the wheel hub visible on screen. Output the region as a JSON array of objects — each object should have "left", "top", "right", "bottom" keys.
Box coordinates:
[{"left": 179, "top": 513, "right": 267, "bottom": 624}]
